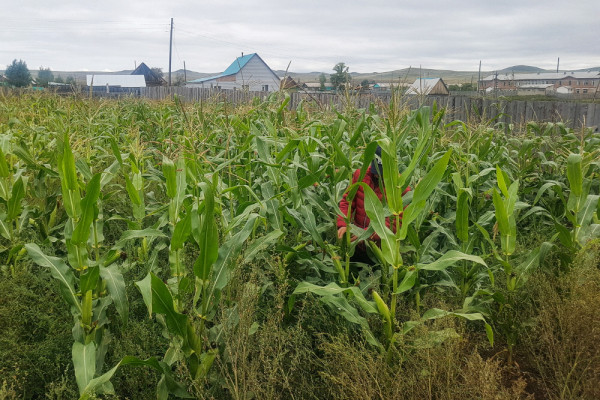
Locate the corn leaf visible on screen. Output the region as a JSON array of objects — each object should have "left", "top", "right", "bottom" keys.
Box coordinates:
[
  {"left": 394, "top": 269, "right": 418, "bottom": 294},
  {"left": 100, "top": 264, "right": 129, "bottom": 327},
  {"left": 25, "top": 243, "right": 82, "bottom": 314},
  {"left": 170, "top": 211, "right": 192, "bottom": 252},
  {"left": 194, "top": 182, "right": 219, "bottom": 281},
  {"left": 412, "top": 150, "right": 452, "bottom": 206},
  {"left": 72, "top": 174, "right": 101, "bottom": 245},
  {"left": 0, "top": 147, "right": 9, "bottom": 178},
  {"left": 360, "top": 183, "right": 397, "bottom": 266},
  {"left": 7, "top": 177, "right": 25, "bottom": 221},
  {"left": 135, "top": 273, "right": 153, "bottom": 318},
  {"left": 567, "top": 153, "right": 583, "bottom": 196},
  {"left": 162, "top": 157, "right": 177, "bottom": 198},
  {"left": 124, "top": 175, "right": 141, "bottom": 206},
  {"left": 62, "top": 132, "right": 79, "bottom": 191},
  {"left": 150, "top": 273, "right": 188, "bottom": 338},
  {"left": 79, "top": 265, "right": 100, "bottom": 294},
  {"left": 73, "top": 342, "right": 96, "bottom": 395},
  {"left": 418, "top": 250, "right": 487, "bottom": 271},
  {"left": 456, "top": 190, "right": 470, "bottom": 243}
]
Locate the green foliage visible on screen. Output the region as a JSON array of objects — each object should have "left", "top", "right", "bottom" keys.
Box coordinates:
[
  {"left": 319, "top": 72, "right": 327, "bottom": 90},
  {"left": 5, "top": 59, "right": 32, "bottom": 87},
  {"left": 330, "top": 62, "right": 350, "bottom": 90},
  {"left": 36, "top": 66, "right": 54, "bottom": 88}
]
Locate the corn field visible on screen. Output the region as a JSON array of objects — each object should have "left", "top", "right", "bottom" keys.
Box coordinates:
[{"left": 1, "top": 90, "right": 600, "bottom": 400}]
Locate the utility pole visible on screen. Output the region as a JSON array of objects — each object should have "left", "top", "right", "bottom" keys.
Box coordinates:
[
  {"left": 478, "top": 60, "right": 481, "bottom": 93},
  {"left": 168, "top": 18, "right": 173, "bottom": 86},
  {"left": 184, "top": 61, "right": 187, "bottom": 83}
]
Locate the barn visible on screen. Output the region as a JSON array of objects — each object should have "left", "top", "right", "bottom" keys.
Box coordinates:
[
  {"left": 186, "top": 53, "right": 280, "bottom": 92},
  {"left": 405, "top": 78, "right": 450, "bottom": 96}
]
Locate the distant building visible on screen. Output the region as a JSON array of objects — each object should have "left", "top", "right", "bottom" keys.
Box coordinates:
[
  {"left": 86, "top": 75, "right": 146, "bottom": 88},
  {"left": 556, "top": 86, "right": 574, "bottom": 94},
  {"left": 303, "top": 82, "right": 334, "bottom": 91},
  {"left": 280, "top": 76, "right": 300, "bottom": 91},
  {"left": 516, "top": 84, "right": 554, "bottom": 96},
  {"left": 479, "top": 71, "right": 600, "bottom": 94},
  {"left": 186, "top": 53, "right": 280, "bottom": 92},
  {"left": 372, "top": 82, "right": 410, "bottom": 91},
  {"left": 405, "top": 78, "right": 450, "bottom": 96},
  {"left": 131, "top": 62, "right": 166, "bottom": 87}
]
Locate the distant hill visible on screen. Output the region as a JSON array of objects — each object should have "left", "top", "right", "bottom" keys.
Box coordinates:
[
  {"left": 497, "top": 65, "right": 546, "bottom": 73},
  {"left": 4, "top": 64, "right": 599, "bottom": 86}
]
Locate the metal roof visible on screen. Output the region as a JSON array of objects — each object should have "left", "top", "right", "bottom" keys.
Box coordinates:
[
  {"left": 86, "top": 75, "right": 146, "bottom": 87},
  {"left": 519, "top": 84, "right": 554, "bottom": 88},
  {"left": 482, "top": 71, "right": 600, "bottom": 81},
  {"left": 405, "top": 78, "right": 445, "bottom": 95},
  {"left": 304, "top": 82, "right": 333, "bottom": 87},
  {"left": 187, "top": 53, "right": 257, "bottom": 83}
]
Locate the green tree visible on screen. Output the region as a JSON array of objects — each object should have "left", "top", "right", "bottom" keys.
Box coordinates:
[
  {"left": 5, "top": 59, "right": 32, "bottom": 87},
  {"left": 66, "top": 75, "right": 76, "bottom": 85},
  {"left": 360, "top": 79, "right": 370, "bottom": 90},
  {"left": 462, "top": 82, "right": 475, "bottom": 91},
  {"left": 151, "top": 67, "right": 164, "bottom": 79},
  {"left": 330, "top": 62, "right": 350, "bottom": 91},
  {"left": 55, "top": 74, "right": 64, "bottom": 84},
  {"left": 36, "top": 67, "right": 54, "bottom": 88},
  {"left": 319, "top": 72, "right": 327, "bottom": 91},
  {"left": 173, "top": 73, "right": 185, "bottom": 86}
]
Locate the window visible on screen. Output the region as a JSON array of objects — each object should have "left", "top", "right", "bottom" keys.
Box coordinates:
[
  {"left": 576, "top": 89, "right": 580, "bottom": 93},
  {"left": 583, "top": 89, "right": 588, "bottom": 93},
  {"left": 262, "top": 85, "right": 269, "bottom": 91},
  {"left": 568, "top": 81, "right": 571, "bottom": 85}
]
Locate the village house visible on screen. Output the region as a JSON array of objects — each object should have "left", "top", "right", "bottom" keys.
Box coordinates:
[
  {"left": 479, "top": 71, "right": 600, "bottom": 94},
  {"left": 405, "top": 78, "right": 450, "bottom": 96},
  {"left": 86, "top": 74, "right": 146, "bottom": 93},
  {"left": 280, "top": 76, "right": 300, "bottom": 92},
  {"left": 186, "top": 53, "right": 280, "bottom": 92},
  {"left": 131, "top": 62, "right": 166, "bottom": 87}
]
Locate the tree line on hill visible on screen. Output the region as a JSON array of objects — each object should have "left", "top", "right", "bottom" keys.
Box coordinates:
[{"left": 2, "top": 59, "right": 76, "bottom": 88}]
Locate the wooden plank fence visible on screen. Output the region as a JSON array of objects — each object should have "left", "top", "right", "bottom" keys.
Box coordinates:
[
  {"left": 2, "top": 86, "right": 599, "bottom": 130},
  {"left": 136, "top": 87, "right": 600, "bottom": 130}
]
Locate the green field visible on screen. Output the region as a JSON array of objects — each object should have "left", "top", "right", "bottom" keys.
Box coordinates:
[{"left": 0, "top": 91, "right": 599, "bottom": 399}]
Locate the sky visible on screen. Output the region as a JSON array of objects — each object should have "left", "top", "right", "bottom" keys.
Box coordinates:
[{"left": 1, "top": 0, "right": 599, "bottom": 74}]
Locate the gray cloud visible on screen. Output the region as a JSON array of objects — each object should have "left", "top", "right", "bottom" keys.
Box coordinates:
[{"left": 1, "top": 0, "right": 598, "bottom": 74}]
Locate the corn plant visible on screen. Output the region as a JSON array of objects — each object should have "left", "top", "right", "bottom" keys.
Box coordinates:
[
  {"left": 24, "top": 133, "right": 131, "bottom": 397},
  {"left": 294, "top": 107, "right": 492, "bottom": 359},
  {"left": 472, "top": 166, "right": 554, "bottom": 365}
]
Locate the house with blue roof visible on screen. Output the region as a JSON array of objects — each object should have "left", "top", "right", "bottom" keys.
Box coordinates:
[{"left": 186, "top": 53, "right": 280, "bottom": 92}]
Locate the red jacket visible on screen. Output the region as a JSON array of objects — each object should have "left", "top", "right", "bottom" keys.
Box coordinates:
[{"left": 337, "top": 166, "right": 410, "bottom": 236}]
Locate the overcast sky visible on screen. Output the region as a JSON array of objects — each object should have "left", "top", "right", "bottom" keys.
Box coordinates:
[{"left": 1, "top": 0, "right": 599, "bottom": 74}]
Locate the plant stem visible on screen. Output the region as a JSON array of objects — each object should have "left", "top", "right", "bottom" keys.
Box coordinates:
[{"left": 93, "top": 221, "right": 100, "bottom": 262}]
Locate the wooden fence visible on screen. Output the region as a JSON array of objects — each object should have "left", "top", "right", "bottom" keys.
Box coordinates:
[
  {"left": 138, "top": 87, "right": 599, "bottom": 130},
  {"left": 2, "top": 86, "right": 599, "bottom": 130}
]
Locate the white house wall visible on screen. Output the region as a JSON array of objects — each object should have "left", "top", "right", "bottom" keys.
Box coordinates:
[{"left": 187, "top": 56, "right": 280, "bottom": 91}]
